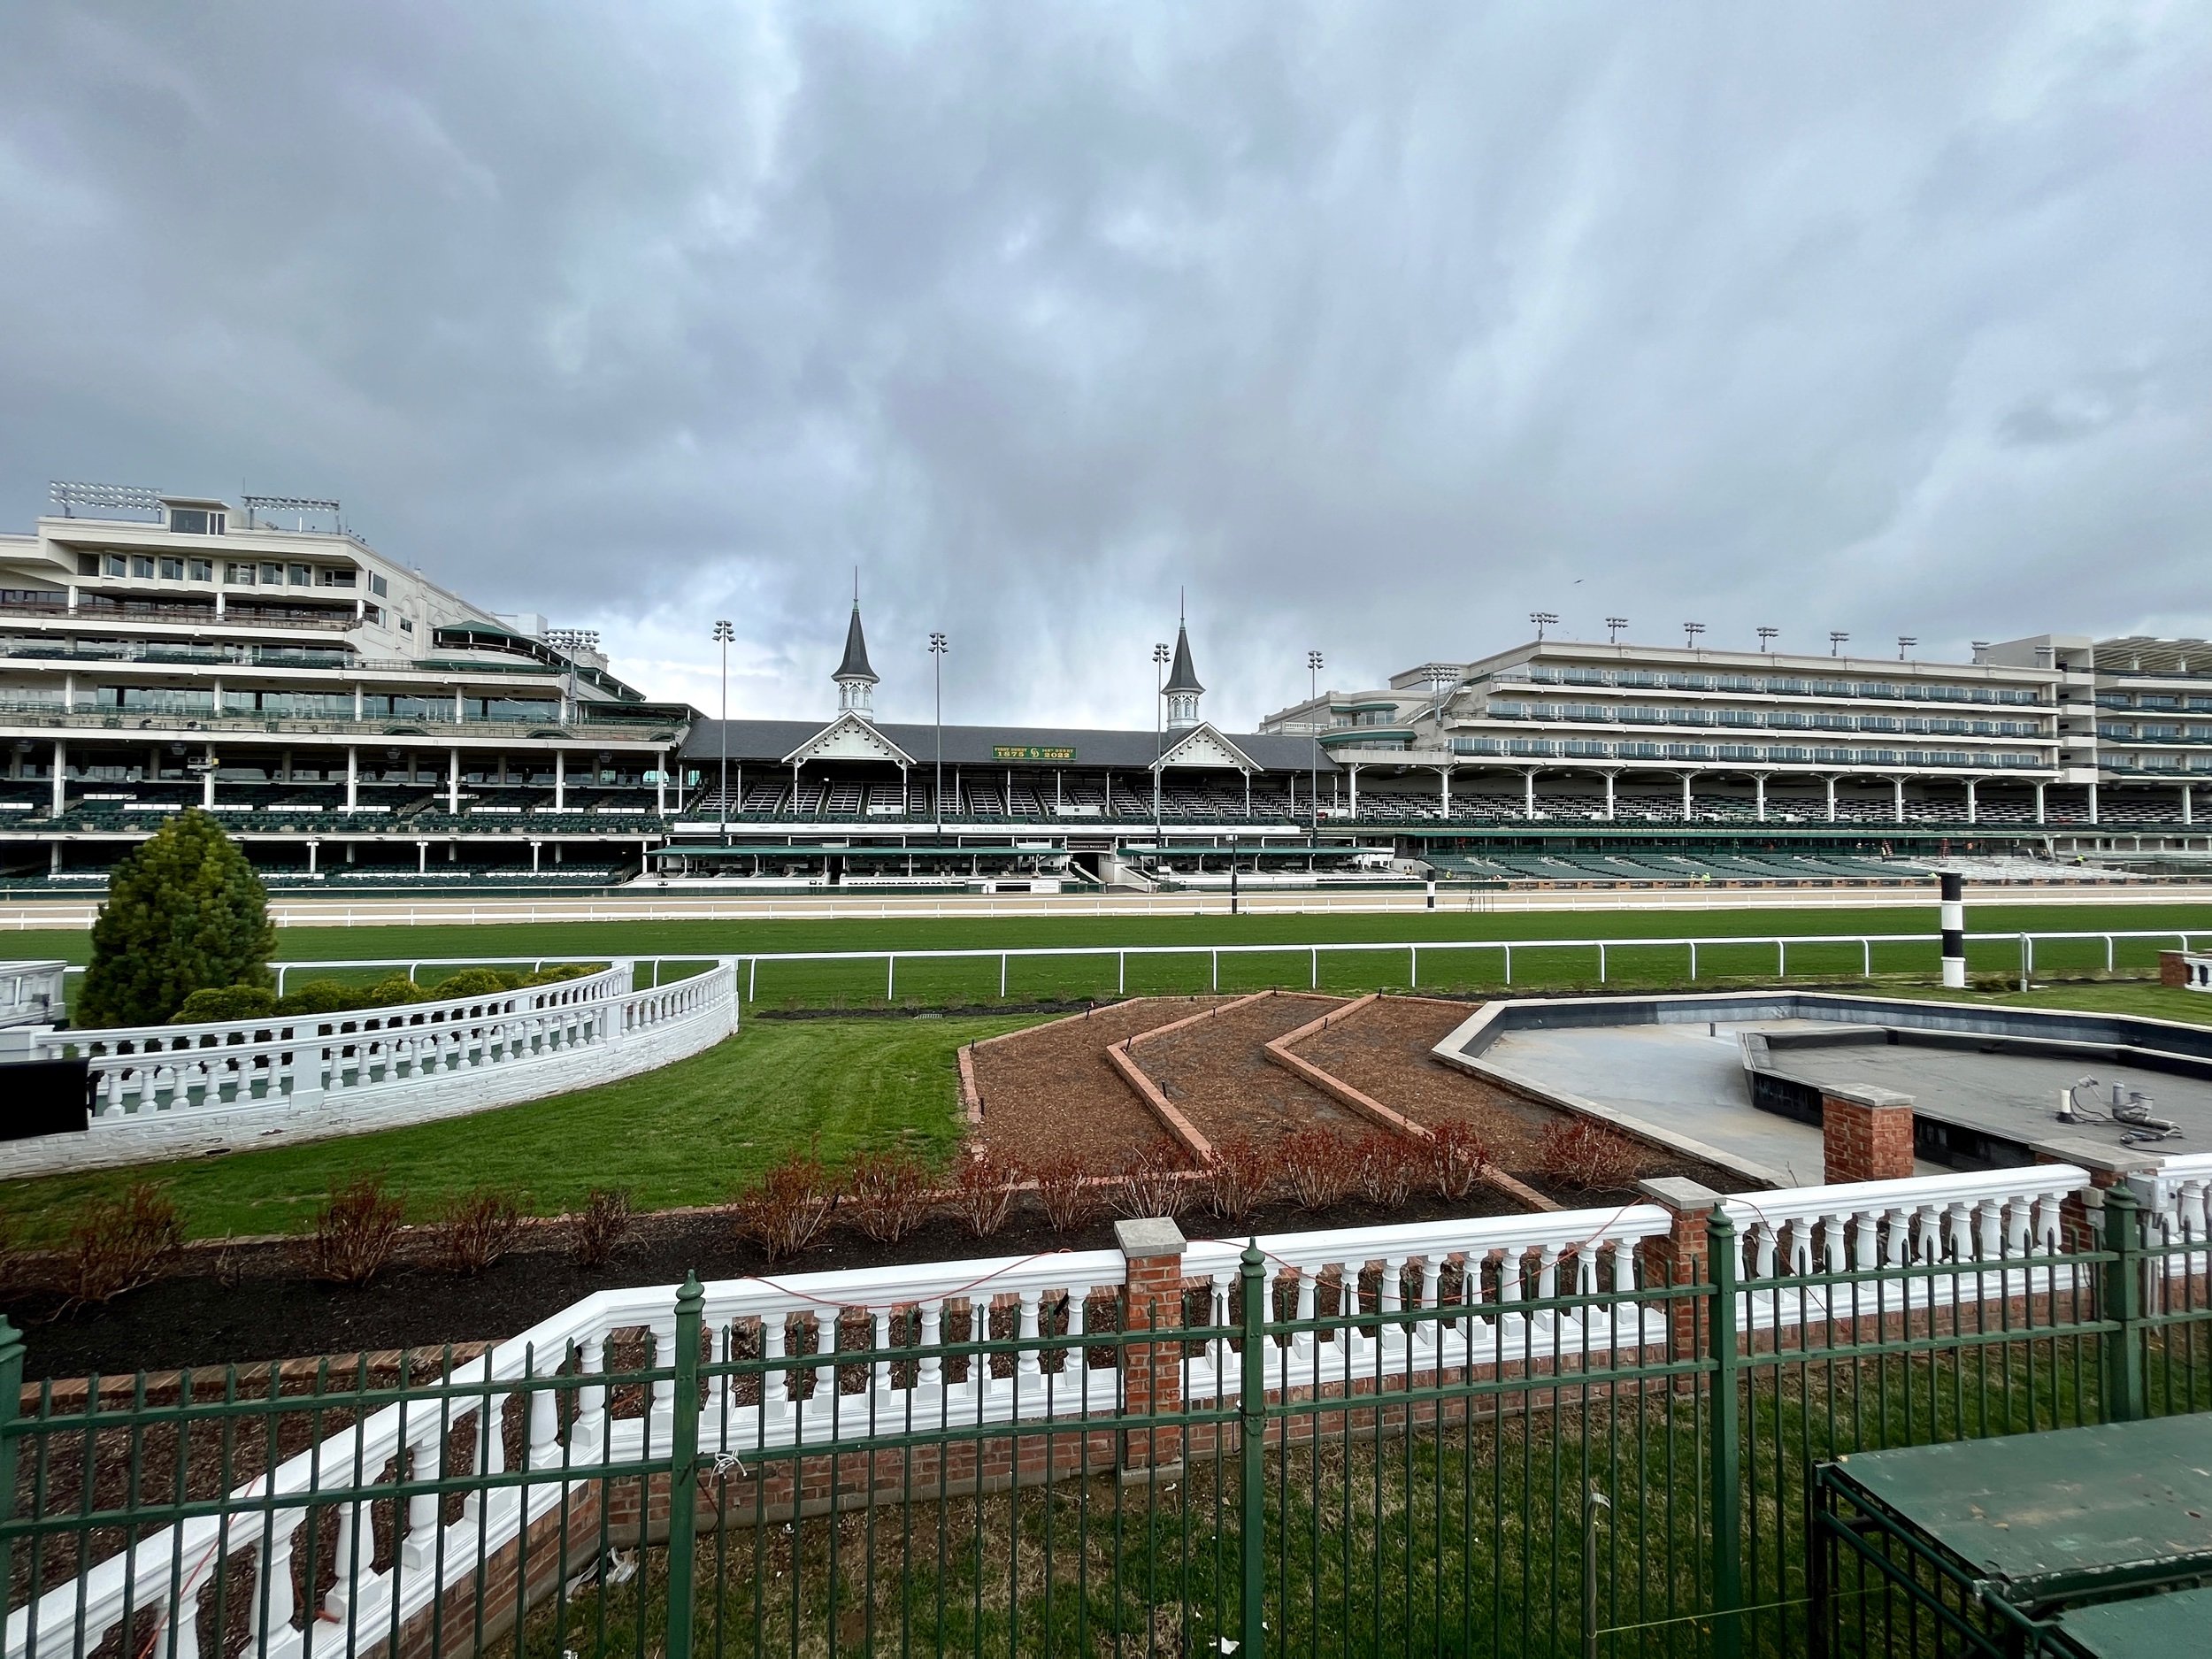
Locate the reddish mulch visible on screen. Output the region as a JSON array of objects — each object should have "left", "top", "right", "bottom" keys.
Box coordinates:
[
  {"left": 1293, "top": 996, "right": 1754, "bottom": 1197},
  {"left": 969, "top": 996, "right": 1231, "bottom": 1167},
  {"left": 1128, "top": 993, "right": 1361, "bottom": 1146}
]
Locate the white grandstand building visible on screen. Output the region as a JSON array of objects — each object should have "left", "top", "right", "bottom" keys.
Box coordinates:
[
  {"left": 3, "top": 481, "right": 2208, "bottom": 894},
  {"left": 0, "top": 482, "right": 688, "bottom": 891}
]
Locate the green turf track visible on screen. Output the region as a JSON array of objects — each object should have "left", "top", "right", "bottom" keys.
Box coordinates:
[{"left": 11, "top": 898, "right": 2211, "bottom": 1006}]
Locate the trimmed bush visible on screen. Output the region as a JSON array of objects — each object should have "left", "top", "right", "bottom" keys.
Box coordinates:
[
  {"left": 171, "top": 985, "right": 279, "bottom": 1025},
  {"left": 1033, "top": 1153, "right": 1102, "bottom": 1233},
  {"left": 304, "top": 1175, "right": 405, "bottom": 1286},
  {"left": 1202, "top": 1135, "right": 1278, "bottom": 1225},
  {"left": 358, "top": 974, "right": 429, "bottom": 1008},
  {"left": 951, "top": 1150, "right": 1021, "bottom": 1237},
  {"left": 425, "top": 1187, "right": 524, "bottom": 1274},
  {"left": 1279, "top": 1128, "right": 1357, "bottom": 1211},
  {"left": 79, "top": 810, "right": 274, "bottom": 1027},
  {"left": 571, "top": 1187, "right": 634, "bottom": 1269},
  {"left": 65, "top": 1183, "right": 183, "bottom": 1305},
  {"left": 1352, "top": 1133, "right": 1422, "bottom": 1208},
  {"left": 845, "top": 1152, "right": 933, "bottom": 1244},
  {"left": 428, "top": 968, "right": 524, "bottom": 1000},
  {"left": 1428, "top": 1122, "right": 1491, "bottom": 1200},
  {"left": 1110, "top": 1144, "right": 1190, "bottom": 1222},
  {"left": 733, "top": 1154, "right": 837, "bottom": 1262},
  {"left": 275, "top": 979, "right": 361, "bottom": 1016},
  {"left": 1535, "top": 1118, "right": 1643, "bottom": 1195},
  {"left": 518, "top": 964, "right": 594, "bottom": 987}
]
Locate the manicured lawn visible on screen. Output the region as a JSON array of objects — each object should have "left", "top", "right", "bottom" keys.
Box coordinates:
[
  {"left": 12, "top": 899, "right": 2212, "bottom": 1007},
  {"left": 0, "top": 1014, "right": 1038, "bottom": 1246},
  {"left": 1924, "top": 978, "right": 2212, "bottom": 1025}
]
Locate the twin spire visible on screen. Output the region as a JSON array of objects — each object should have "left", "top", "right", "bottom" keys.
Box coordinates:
[{"left": 829, "top": 579, "right": 1203, "bottom": 729}]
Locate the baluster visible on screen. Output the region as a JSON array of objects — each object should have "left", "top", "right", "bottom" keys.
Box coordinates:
[
  {"left": 1975, "top": 1199, "right": 2002, "bottom": 1263},
  {"left": 1497, "top": 1248, "right": 1526, "bottom": 1353},
  {"left": 1752, "top": 1225, "right": 1778, "bottom": 1283},
  {"left": 1293, "top": 1268, "right": 1318, "bottom": 1377},
  {"left": 161, "top": 1572, "right": 201, "bottom": 1659},
  {"left": 914, "top": 1301, "right": 942, "bottom": 1404},
  {"left": 1064, "top": 1286, "right": 1092, "bottom": 1410},
  {"left": 403, "top": 1414, "right": 443, "bottom": 1571},
  {"left": 1210, "top": 1271, "right": 1234, "bottom": 1397},
  {"left": 1018, "top": 1288, "right": 1044, "bottom": 1394},
  {"left": 649, "top": 1317, "right": 677, "bottom": 1439},
  {"left": 323, "top": 1498, "right": 366, "bottom": 1622},
  {"left": 762, "top": 1314, "right": 791, "bottom": 1432},
  {"left": 249, "top": 1509, "right": 303, "bottom": 1653},
  {"left": 526, "top": 1345, "right": 561, "bottom": 1473},
  {"left": 2003, "top": 1196, "right": 2031, "bottom": 1260},
  {"left": 1946, "top": 1202, "right": 1973, "bottom": 1263},
  {"left": 1417, "top": 1257, "right": 1443, "bottom": 1363},
  {"left": 1822, "top": 1212, "right": 1847, "bottom": 1275},
  {"left": 873, "top": 1310, "right": 895, "bottom": 1398},
  {"left": 572, "top": 1334, "right": 607, "bottom": 1460},
  {"left": 810, "top": 1306, "right": 839, "bottom": 1430}
]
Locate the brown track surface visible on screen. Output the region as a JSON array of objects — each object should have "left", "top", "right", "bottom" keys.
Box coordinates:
[
  {"left": 1130, "top": 992, "right": 1362, "bottom": 1143},
  {"left": 970, "top": 997, "right": 1230, "bottom": 1167}
]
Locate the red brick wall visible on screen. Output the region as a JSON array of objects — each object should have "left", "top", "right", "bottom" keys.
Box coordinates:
[{"left": 1822, "top": 1094, "right": 1915, "bottom": 1183}]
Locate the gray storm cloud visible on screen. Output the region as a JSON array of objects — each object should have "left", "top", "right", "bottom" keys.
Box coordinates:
[{"left": 2, "top": 3, "right": 2208, "bottom": 726}]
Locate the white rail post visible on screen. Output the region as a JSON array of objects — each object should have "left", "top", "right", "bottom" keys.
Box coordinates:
[
  {"left": 1503, "top": 943, "right": 1513, "bottom": 986},
  {"left": 887, "top": 955, "right": 896, "bottom": 1000},
  {"left": 1211, "top": 949, "right": 1218, "bottom": 991},
  {"left": 999, "top": 952, "right": 1008, "bottom": 998},
  {"left": 747, "top": 957, "right": 757, "bottom": 1001},
  {"left": 1863, "top": 938, "right": 1871, "bottom": 977},
  {"left": 1778, "top": 940, "right": 1787, "bottom": 979},
  {"left": 1119, "top": 949, "right": 1127, "bottom": 995},
  {"left": 1689, "top": 941, "right": 1697, "bottom": 980},
  {"left": 1310, "top": 947, "right": 1317, "bottom": 989},
  {"left": 2106, "top": 934, "right": 2115, "bottom": 972},
  {"left": 1597, "top": 942, "right": 1606, "bottom": 984},
  {"left": 1410, "top": 943, "right": 1417, "bottom": 987}
]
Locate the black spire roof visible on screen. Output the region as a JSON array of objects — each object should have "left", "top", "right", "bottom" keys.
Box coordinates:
[
  {"left": 835, "top": 604, "right": 877, "bottom": 684},
  {"left": 1164, "top": 621, "right": 1203, "bottom": 695}
]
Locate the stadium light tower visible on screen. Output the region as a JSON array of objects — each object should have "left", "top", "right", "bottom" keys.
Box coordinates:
[
  {"left": 1897, "top": 635, "right": 1916, "bottom": 661},
  {"left": 1683, "top": 622, "right": 1705, "bottom": 650},
  {"left": 929, "top": 632, "right": 948, "bottom": 835},
  {"left": 1529, "top": 611, "right": 1558, "bottom": 642},
  {"left": 1307, "top": 649, "right": 1325, "bottom": 834},
  {"left": 1605, "top": 617, "right": 1628, "bottom": 644},
  {"left": 713, "top": 619, "right": 733, "bottom": 845},
  {"left": 1830, "top": 631, "right": 1850, "bottom": 657},
  {"left": 1152, "top": 641, "right": 1171, "bottom": 841},
  {"left": 1756, "top": 626, "right": 1778, "bottom": 653}
]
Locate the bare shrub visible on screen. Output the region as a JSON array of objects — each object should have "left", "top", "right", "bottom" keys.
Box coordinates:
[
  {"left": 952, "top": 1150, "right": 1022, "bottom": 1237},
  {"left": 1202, "top": 1135, "right": 1279, "bottom": 1225},
  {"left": 1352, "top": 1133, "right": 1422, "bottom": 1209},
  {"left": 1033, "top": 1154, "right": 1101, "bottom": 1233},
  {"left": 1536, "top": 1118, "right": 1643, "bottom": 1195},
  {"left": 65, "top": 1183, "right": 183, "bottom": 1305},
  {"left": 1428, "top": 1121, "right": 1492, "bottom": 1200},
  {"left": 571, "top": 1187, "right": 634, "bottom": 1270},
  {"left": 846, "top": 1153, "right": 933, "bottom": 1244},
  {"left": 1110, "top": 1144, "right": 1190, "bottom": 1221},
  {"left": 1279, "top": 1128, "right": 1356, "bottom": 1211},
  {"left": 733, "top": 1155, "right": 838, "bottom": 1263},
  {"left": 425, "top": 1187, "right": 524, "bottom": 1275},
  {"left": 305, "top": 1175, "right": 405, "bottom": 1287}
]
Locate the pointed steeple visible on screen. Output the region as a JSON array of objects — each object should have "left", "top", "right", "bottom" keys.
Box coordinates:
[
  {"left": 834, "top": 572, "right": 878, "bottom": 714},
  {"left": 1163, "top": 594, "right": 1202, "bottom": 730}
]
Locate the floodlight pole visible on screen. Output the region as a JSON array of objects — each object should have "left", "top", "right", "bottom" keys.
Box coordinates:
[
  {"left": 1307, "top": 649, "right": 1324, "bottom": 848},
  {"left": 713, "top": 619, "right": 733, "bottom": 846},
  {"left": 930, "top": 633, "right": 948, "bottom": 837},
  {"left": 1153, "top": 641, "right": 1170, "bottom": 850}
]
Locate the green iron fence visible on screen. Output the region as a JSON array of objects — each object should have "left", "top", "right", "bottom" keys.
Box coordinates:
[{"left": 3, "top": 1185, "right": 2207, "bottom": 1659}]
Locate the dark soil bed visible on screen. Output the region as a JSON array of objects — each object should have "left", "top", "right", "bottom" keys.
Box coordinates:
[
  {"left": 6, "top": 1183, "right": 1536, "bottom": 1382},
  {"left": 969, "top": 995, "right": 1229, "bottom": 1166}
]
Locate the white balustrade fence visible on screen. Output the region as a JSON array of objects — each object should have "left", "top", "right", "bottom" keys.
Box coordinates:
[
  {"left": 0, "top": 961, "right": 740, "bottom": 1176},
  {"left": 10, "top": 1160, "right": 2149, "bottom": 1659}
]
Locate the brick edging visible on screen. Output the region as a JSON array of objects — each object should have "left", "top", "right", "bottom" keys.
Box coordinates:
[
  {"left": 1121, "top": 987, "right": 1287, "bottom": 1052},
  {"left": 957, "top": 1041, "right": 984, "bottom": 1126},
  {"left": 1104, "top": 1041, "right": 1217, "bottom": 1164}
]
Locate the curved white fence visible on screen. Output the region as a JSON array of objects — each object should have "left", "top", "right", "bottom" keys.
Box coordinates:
[{"left": 0, "top": 960, "right": 739, "bottom": 1176}]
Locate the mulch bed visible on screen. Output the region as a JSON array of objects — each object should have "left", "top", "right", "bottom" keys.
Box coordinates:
[
  {"left": 5, "top": 1182, "right": 1542, "bottom": 1384},
  {"left": 968, "top": 995, "right": 1231, "bottom": 1167},
  {"left": 1129, "top": 993, "right": 1363, "bottom": 1145},
  {"left": 1294, "top": 995, "right": 1752, "bottom": 1196}
]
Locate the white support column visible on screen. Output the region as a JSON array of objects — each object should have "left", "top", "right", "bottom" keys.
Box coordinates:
[
  {"left": 656, "top": 751, "right": 666, "bottom": 814},
  {"left": 1680, "top": 772, "right": 1694, "bottom": 821},
  {"left": 1604, "top": 770, "right": 1616, "bottom": 820},
  {"left": 202, "top": 746, "right": 216, "bottom": 808},
  {"left": 50, "top": 738, "right": 65, "bottom": 818},
  {"left": 212, "top": 678, "right": 223, "bottom": 718},
  {"left": 345, "top": 746, "right": 358, "bottom": 810},
  {"left": 308, "top": 841, "right": 319, "bottom": 874},
  {"left": 454, "top": 686, "right": 465, "bottom": 723},
  {"left": 2088, "top": 780, "right": 2099, "bottom": 825},
  {"left": 531, "top": 840, "right": 541, "bottom": 872},
  {"left": 61, "top": 673, "right": 74, "bottom": 713},
  {"left": 1755, "top": 773, "right": 1767, "bottom": 822},
  {"left": 555, "top": 750, "right": 566, "bottom": 811},
  {"left": 448, "top": 749, "right": 460, "bottom": 813},
  {"left": 2035, "top": 780, "right": 2046, "bottom": 824},
  {"left": 1965, "top": 778, "right": 1978, "bottom": 823},
  {"left": 353, "top": 684, "right": 364, "bottom": 719},
  {"left": 1892, "top": 775, "right": 1905, "bottom": 821},
  {"left": 1438, "top": 766, "right": 1451, "bottom": 818},
  {"left": 1522, "top": 768, "right": 1535, "bottom": 818},
  {"left": 2184, "top": 782, "right": 2193, "bottom": 827},
  {"left": 417, "top": 840, "right": 428, "bottom": 874},
  {"left": 1825, "top": 774, "right": 1837, "bottom": 821},
  {"left": 213, "top": 589, "right": 224, "bottom": 618}
]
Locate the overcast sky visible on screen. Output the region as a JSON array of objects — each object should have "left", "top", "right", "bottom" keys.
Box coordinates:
[{"left": 4, "top": 4, "right": 2208, "bottom": 729}]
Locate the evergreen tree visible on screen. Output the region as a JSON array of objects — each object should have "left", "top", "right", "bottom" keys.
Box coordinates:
[{"left": 77, "top": 810, "right": 274, "bottom": 1027}]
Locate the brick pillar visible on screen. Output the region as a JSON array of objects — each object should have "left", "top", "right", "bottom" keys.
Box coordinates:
[
  {"left": 1821, "top": 1086, "right": 1916, "bottom": 1184},
  {"left": 2035, "top": 1136, "right": 2163, "bottom": 1254},
  {"left": 1115, "top": 1217, "right": 1187, "bottom": 1481},
  {"left": 1637, "top": 1177, "right": 1721, "bottom": 1369},
  {"left": 2159, "top": 949, "right": 2188, "bottom": 987}
]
